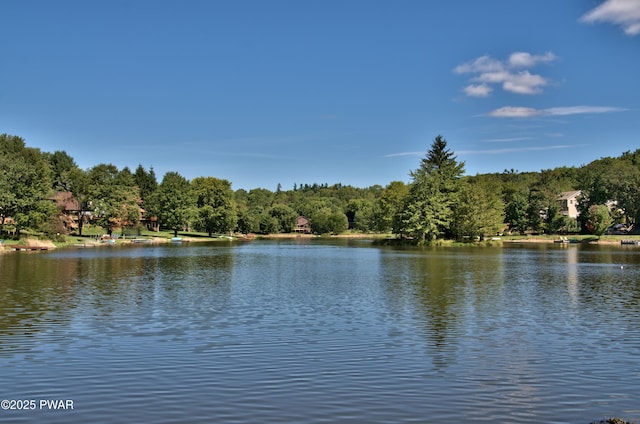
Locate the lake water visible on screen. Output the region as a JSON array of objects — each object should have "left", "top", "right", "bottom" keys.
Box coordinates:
[{"left": 1, "top": 239, "right": 640, "bottom": 423}]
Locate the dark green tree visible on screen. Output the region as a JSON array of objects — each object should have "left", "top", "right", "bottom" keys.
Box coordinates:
[
  {"left": 134, "top": 165, "right": 158, "bottom": 207},
  {"left": 268, "top": 203, "right": 297, "bottom": 233},
  {"left": 345, "top": 199, "right": 375, "bottom": 232},
  {"left": 87, "top": 164, "right": 141, "bottom": 234},
  {"left": 451, "top": 179, "right": 505, "bottom": 240},
  {"left": 47, "top": 150, "right": 78, "bottom": 192},
  {"left": 192, "top": 176, "right": 237, "bottom": 236},
  {"left": 0, "top": 134, "right": 53, "bottom": 236},
  {"left": 401, "top": 135, "right": 465, "bottom": 242},
  {"left": 583, "top": 204, "right": 612, "bottom": 236},
  {"left": 151, "top": 172, "right": 195, "bottom": 237},
  {"left": 309, "top": 208, "right": 348, "bottom": 234},
  {"left": 377, "top": 181, "right": 408, "bottom": 233},
  {"left": 505, "top": 193, "right": 529, "bottom": 234}
]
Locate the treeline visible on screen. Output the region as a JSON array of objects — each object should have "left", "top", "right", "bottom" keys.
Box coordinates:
[{"left": 1, "top": 132, "right": 639, "bottom": 241}]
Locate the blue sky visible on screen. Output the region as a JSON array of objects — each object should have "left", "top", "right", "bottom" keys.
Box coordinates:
[{"left": 2, "top": 1, "right": 639, "bottom": 191}]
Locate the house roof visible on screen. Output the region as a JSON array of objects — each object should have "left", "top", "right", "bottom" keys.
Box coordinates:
[
  {"left": 557, "top": 190, "right": 582, "bottom": 201},
  {"left": 49, "top": 191, "right": 81, "bottom": 211}
]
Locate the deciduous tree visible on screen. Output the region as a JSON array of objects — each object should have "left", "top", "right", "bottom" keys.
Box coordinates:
[
  {"left": 0, "top": 134, "right": 53, "bottom": 236},
  {"left": 151, "top": 172, "right": 195, "bottom": 237},
  {"left": 451, "top": 179, "right": 505, "bottom": 240},
  {"left": 192, "top": 177, "right": 237, "bottom": 236}
]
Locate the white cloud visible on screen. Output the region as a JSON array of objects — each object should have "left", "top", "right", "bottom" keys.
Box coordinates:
[
  {"left": 502, "top": 71, "right": 548, "bottom": 94},
  {"left": 488, "top": 107, "right": 542, "bottom": 118},
  {"left": 487, "top": 105, "right": 626, "bottom": 118},
  {"left": 453, "top": 55, "right": 503, "bottom": 74},
  {"left": 545, "top": 106, "right": 625, "bottom": 115},
  {"left": 581, "top": 0, "right": 640, "bottom": 35},
  {"left": 508, "top": 52, "right": 557, "bottom": 68},
  {"left": 464, "top": 84, "right": 492, "bottom": 97},
  {"left": 455, "top": 51, "right": 556, "bottom": 97}
]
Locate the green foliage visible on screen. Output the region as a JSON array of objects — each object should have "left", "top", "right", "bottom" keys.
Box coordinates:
[
  {"left": 377, "top": 181, "right": 408, "bottom": 233},
  {"left": 67, "top": 167, "right": 92, "bottom": 235},
  {"left": 0, "top": 134, "right": 53, "bottom": 236},
  {"left": 400, "top": 135, "right": 465, "bottom": 242},
  {"left": 345, "top": 199, "right": 375, "bottom": 232},
  {"left": 192, "top": 177, "right": 237, "bottom": 236},
  {"left": 151, "top": 172, "right": 195, "bottom": 237},
  {"left": 134, "top": 165, "right": 158, "bottom": 207},
  {"left": 309, "top": 208, "right": 348, "bottom": 234},
  {"left": 87, "top": 164, "right": 141, "bottom": 232},
  {"left": 504, "top": 193, "right": 529, "bottom": 234},
  {"left": 451, "top": 179, "right": 505, "bottom": 240},
  {"left": 268, "top": 203, "right": 297, "bottom": 233},
  {"left": 549, "top": 215, "right": 579, "bottom": 234},
  {"left": 575, "top": 153, "right": 640, "bottom": 231},
  {"left": 46, "top": 150, "right": 77, "bottom": 192},
  {"left": 5, "top": 132, "right": 640, "bottom": 242},
  {"left": 583, "top": 204, "right": 613, "bottom": 236}
]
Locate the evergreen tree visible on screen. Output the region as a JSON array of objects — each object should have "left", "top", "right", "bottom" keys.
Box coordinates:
[
  {"left": 400, "top": 135, "right": 465, "bottom": 242},
  {"left": 134, "top": 165, "right": 158, "bottom": 206}
]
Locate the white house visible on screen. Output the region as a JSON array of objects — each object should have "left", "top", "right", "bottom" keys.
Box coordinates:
[{"left": 557, "top": 190, "right": 582, "bottom": 219}]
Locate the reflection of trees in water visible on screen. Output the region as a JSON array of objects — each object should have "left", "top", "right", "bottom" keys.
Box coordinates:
[
  {"left": 0, "top": 253, "right": 80, "bottom": 354},
  {"left": 69, "top": 249, "right": 236, "bottom": 339},
  {"left": 0, "top": 246, "right": 235, "bottom": 355},
  {"left": 380, "top": 248, "right": 506, "bottom": 369}
]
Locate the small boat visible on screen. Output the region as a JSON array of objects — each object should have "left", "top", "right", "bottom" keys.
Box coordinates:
[
  {"left": 621, "top": 239, "right": 640, "bottom": 245},
  {"left": 554, "top": 237, "right": 579, "bottom": 244},
  {"left": 171, "top": 237, "right": 183, "bottom": 243}
]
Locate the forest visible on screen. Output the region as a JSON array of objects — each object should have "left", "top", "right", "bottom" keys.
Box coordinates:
[{"left": 1, "top": 132, "right": 639, "bottom": 243}]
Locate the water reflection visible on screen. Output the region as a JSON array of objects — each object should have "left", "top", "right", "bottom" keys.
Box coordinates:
[
  {"left": 0, "top": 245, "right": 236, "bottom": 357},
  {"left": 1, "top": 242, "right": 640, "bottom": 423}
]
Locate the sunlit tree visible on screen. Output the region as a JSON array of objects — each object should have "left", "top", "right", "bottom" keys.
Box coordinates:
[{"left": 401, "top": 135, "right": 465, "bottom": 242}]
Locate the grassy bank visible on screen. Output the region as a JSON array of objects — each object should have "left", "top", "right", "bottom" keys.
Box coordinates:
[{"left": 4, "top": 228, "right": 639, "bottom": 253}]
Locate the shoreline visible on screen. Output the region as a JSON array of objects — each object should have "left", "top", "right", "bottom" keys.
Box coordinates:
[{"left": 3, "top": 233, "right": 639, "bottom": 253}]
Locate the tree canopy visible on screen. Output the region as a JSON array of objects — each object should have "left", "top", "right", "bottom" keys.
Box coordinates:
[
  {"left": 400, "top": 135, "right": 465, "bottom": 242},
  {"left": 2, "top": 131, "right": 640, "bottom": 240}
]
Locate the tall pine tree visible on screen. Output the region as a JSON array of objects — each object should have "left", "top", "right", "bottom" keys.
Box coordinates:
[{"left": 400, "top": 135, "right": 465, "bottom": 242}]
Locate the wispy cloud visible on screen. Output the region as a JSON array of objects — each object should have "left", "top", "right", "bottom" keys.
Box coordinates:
[
  {"left": 487, "top": 107, "right": 542, "bottom": 118},
  {"left": 581, "top": 0, "right": 640, "bottom": 36},
  {"left": 386, "top": 143, "right": 579, "bottom": 158},
  {"left": 484, "top": 137, "right": 534, "bottom": 143},
  {"left": 454, "top": 52, "right": 557, "bottom": 97},
  {"left": 487, "top": 105, "right": 626, "bottom": 118},
  {"left": 384, "top": 151, "right": 424, "bottom": 158},
  {"left": 458, "top": 145, "right": 579, "bottom": 155}
]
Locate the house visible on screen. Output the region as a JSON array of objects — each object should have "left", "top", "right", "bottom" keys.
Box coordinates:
[
  {"left": 50, "top": 191, "right": 81, "bottom": 213},
  {"left": 557, "top": 190, "right": 581, "bottom": 219},
  {"left": 140, "top": 209, "right": 159, "bottom": 232},
  {"left": 49, "top": 191, "right": 82, "bottom": 231},
  {"left": 293, "top": 216, "right": 311, "bottom": 234}
]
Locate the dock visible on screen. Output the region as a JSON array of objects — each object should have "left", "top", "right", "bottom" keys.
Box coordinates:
[
  {"left": 11, "top": 245, "right": 51, "bottom": 251},
  {"left": 621, "top": 240, "right": 640, "bottom": 246}
]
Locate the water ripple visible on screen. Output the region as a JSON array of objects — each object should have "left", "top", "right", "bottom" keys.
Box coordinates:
[{"left": 2, "top": 242, "right": 640, "bottom": 423}]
